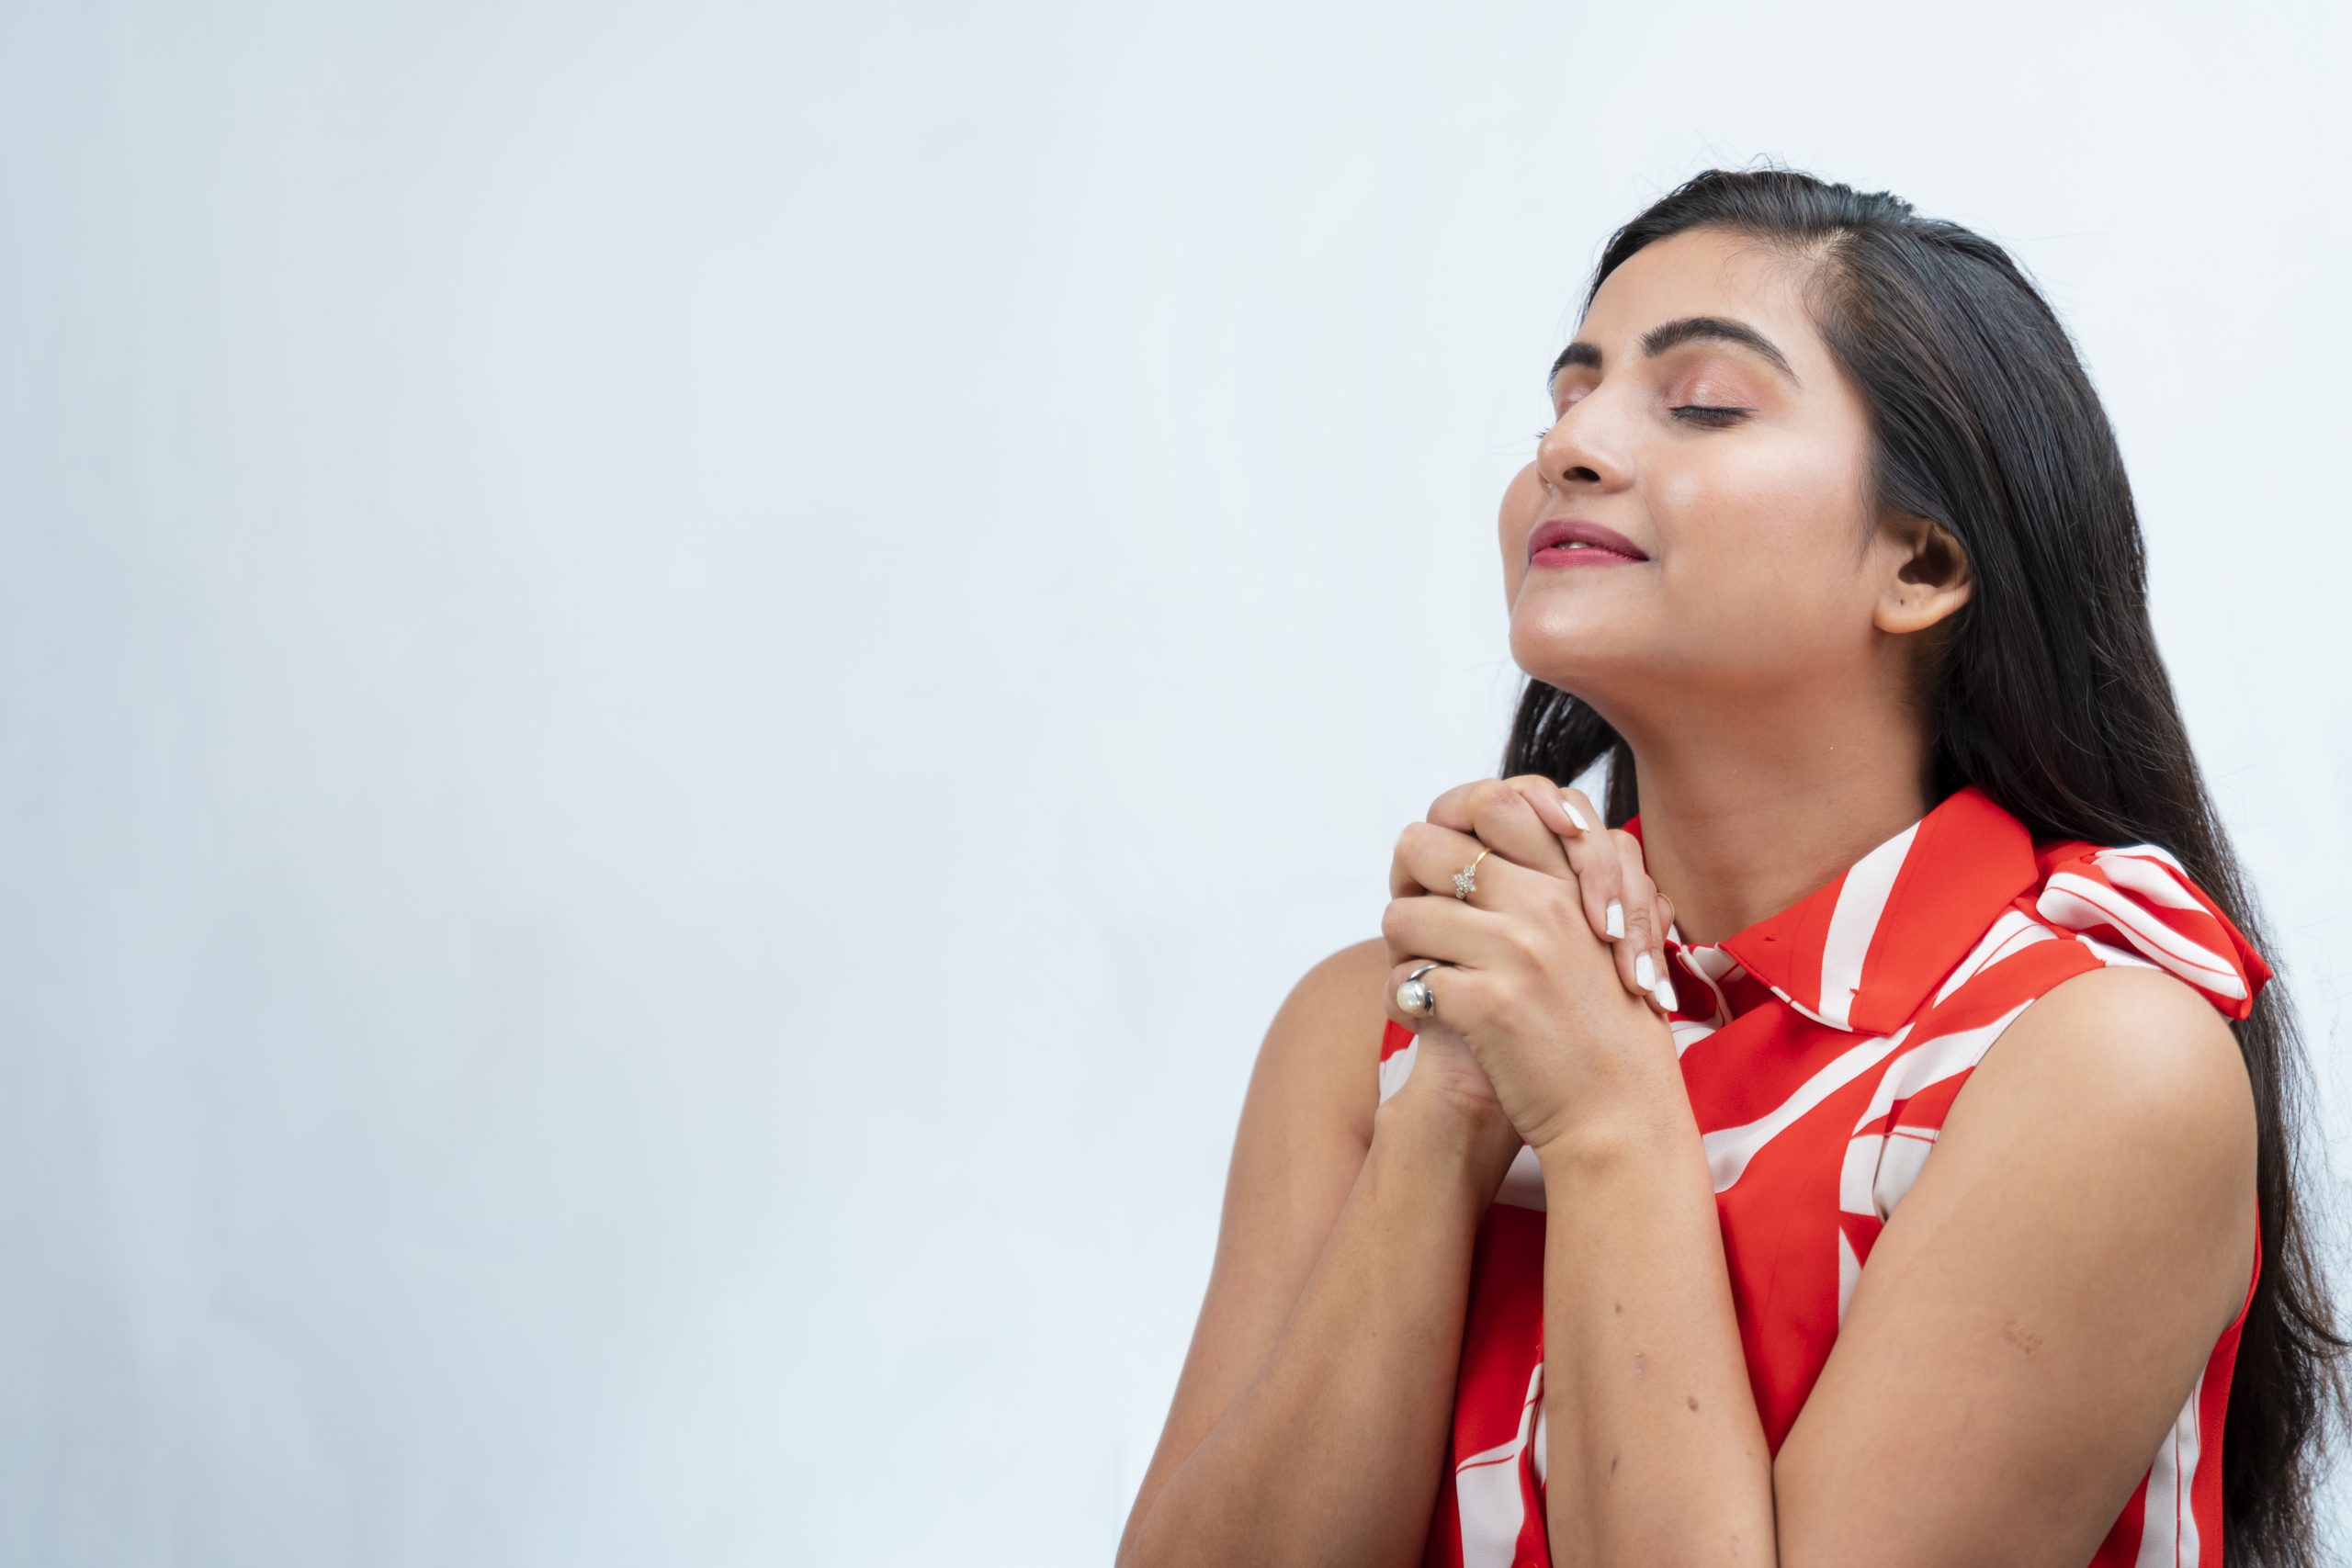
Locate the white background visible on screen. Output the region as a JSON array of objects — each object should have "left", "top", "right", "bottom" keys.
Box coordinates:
[{"left": 3, "top": 1, "right": 2346, "bottom": 1562}]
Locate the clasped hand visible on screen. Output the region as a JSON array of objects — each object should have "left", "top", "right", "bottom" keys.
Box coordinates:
[{"left": 1379, "top": 775, "right": 1682, "bottom": 1157}]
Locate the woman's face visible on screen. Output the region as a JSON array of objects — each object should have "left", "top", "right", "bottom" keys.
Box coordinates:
[{"left": 1500, "top": 226, "right": 1938, "bottom": 719}]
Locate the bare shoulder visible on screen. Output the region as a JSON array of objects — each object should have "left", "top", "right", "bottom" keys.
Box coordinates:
[
  {"left": 1261, "top": 936, "right": 1393, "bottom": 1149},
  {"left": 1962, "top": 963, "right": 2255, "bottom": 1152},
  {"left": 1943, "top": 962, "right": 2259, "bottom": 1325}
]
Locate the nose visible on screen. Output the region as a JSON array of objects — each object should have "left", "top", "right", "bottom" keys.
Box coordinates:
[
  {"left": 1533, "top": 394, "right": 1620, "bottom": 492},
  {"left": 1539, "top": 447, "right": 1604, "bottom": 489}
]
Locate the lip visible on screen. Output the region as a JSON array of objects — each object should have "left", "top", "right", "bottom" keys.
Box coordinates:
[{"left": 1527, "top": 516, "right": 1649, "bottom": 563}]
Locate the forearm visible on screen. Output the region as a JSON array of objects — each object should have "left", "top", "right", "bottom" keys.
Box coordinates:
[
  {"left": 1122, "top": 1108, "right": 1503, "bottom": 1568},
  {"left": 1537, "top": 1096, "right": 1777, "bottom": 1567}
]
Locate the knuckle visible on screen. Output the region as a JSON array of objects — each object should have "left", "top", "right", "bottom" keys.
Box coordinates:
[
  {"left": 1446, "top": 969, "right": 1484, "bottom": 1011},
  {"left": 1467, "top": 778, "right": 1519, "bottom": 818},
  {"left": 1508, "top": 773, "right": 1557, "bottom": 809},
  {"left": 1562, "top": 825, "right": 1596, "bottom": 869}
]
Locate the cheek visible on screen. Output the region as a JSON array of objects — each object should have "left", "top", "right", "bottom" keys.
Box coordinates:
[
  {"left": 1499, "top": 464, "right": 1544, "bottom": 531},
  {"left": 1657, "top": 445, "right": 1854, "bottom": 551},
  {"left": 1656, "top": 460, "right": 1873, "bottom": 649},
  {"left": 1497, "top": 463, "right": 1544, "bottom": 576}
]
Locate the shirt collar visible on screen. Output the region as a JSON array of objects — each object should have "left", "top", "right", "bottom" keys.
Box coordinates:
[{"left": 1623, "top": 783, "right": 2043, "bottom": 1035}]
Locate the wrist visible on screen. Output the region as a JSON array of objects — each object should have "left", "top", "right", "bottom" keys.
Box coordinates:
[
  {"left": 1374, "top": 1096, "right": 1521, "bottom": 1193},
  {"left": 1532, "top": 1088, "right": 1694, "bottom": 1178}
]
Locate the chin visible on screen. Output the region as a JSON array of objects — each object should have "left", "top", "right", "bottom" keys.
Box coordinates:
[{"left": 1509, "top": 638, "right": 1601, "bottom": 691}]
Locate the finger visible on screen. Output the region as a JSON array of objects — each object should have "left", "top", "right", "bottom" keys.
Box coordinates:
[
  {"left": 1544, "top": 807, "right": 1662, "bottom": 1010},
  {"left": 1505, "top": 774, "right": 1594, "bottom": 844},
  {"left": 1407, "top": 780, "right": 1490, "bottom": 967},
  {"left": 1387, "top": 816, "right": 1538, "bottom": 914},
  {"left": 1652, "top": 889, "right": 1681, "bottom": 1014},
  {"left": 1548, "top": 785, "right": 1633, "bottom": 953},
  {"left": 1428, "top": 777, "right": 1572, "bottom": 880},
  {"left": 1508, "top": 778, "right": 1634, "bottom": 955},
  {"left": 1604, "top": 829, "right": 1677, "bottom": 1014},
  {"left": 1378, "top": 955, "right": 1472, "bottom": 1037},
  {"left": 1380, "top": 842, "right": 1520, "bottom": 984},
  {"left": 1377, "top": 951, "right": 1422, "bottom": 1033}
]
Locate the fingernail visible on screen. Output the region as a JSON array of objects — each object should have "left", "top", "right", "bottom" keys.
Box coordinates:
[
  {"left": 1653, "top": 976, "right": 1679, "bottom": 1012},
  {"left": 1605, "top": 899, "right": 1624, "bottom": 939},
  {"left": 1562, "top": 797, "right": 1589, "bottom": 832},
  {"left": 1636, "top": 950, "right": 1657, "bottom": 989}
]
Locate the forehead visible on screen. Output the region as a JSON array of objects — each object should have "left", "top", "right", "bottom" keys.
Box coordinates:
[{"left": 1572, "top": 228, "right": 1823, "bottom": 374}]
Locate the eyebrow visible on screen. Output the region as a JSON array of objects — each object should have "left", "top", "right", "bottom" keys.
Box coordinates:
[{"left": 1545, "top": 314, "right": 1802, "bottom": 396}]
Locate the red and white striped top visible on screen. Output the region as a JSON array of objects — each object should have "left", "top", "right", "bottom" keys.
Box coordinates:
[{"left": 1378, "top": 782, "right": 2273, "bottom": 1565}]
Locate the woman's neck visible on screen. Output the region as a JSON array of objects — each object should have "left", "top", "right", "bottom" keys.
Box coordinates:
[{"left": 1626, "top": 745, "right": 1939, "bottom": 948}]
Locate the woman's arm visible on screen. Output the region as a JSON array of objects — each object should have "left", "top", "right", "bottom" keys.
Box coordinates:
[
  {"left": 1116, "top": 938, "right": 1518, "bottom": 1568},
  {"left": 1770, "top": 964, "right": 2260, "bottom": 1564},
  {"left": 1531, "top": 962, "right": 2258, "bottom": 1568}
]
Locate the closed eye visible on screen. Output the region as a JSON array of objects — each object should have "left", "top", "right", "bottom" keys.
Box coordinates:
[{"left": 1533, "top": 405, "right": 1752, "bottom": 441}]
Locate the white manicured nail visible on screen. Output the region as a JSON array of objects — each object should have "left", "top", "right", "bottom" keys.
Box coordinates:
[
  {"left": 1653, "top": 976, "right": 1679, "bottom": 1012},
  {"left": 1605, "top": 899, "right": 1624, "bottom": 939},
  {"left": 1562, "top": 797, "right": 1589, "bottom": 832},
  {"left": 1636, "top": 950, "right": 1657, "bottom": 989}
]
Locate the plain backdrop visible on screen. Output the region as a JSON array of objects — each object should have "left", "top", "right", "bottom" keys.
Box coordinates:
[{"left": 2, "top": 0, "right": 2346, "bottom": 1563}]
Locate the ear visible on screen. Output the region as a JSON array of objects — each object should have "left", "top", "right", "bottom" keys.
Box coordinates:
[{"left": 1873, "top": 512, "right": 1973, "bottom": 637}]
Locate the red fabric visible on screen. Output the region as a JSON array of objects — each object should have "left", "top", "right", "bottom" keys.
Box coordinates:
[{"left": 1378, "top": 783, "right": 2269, "bottom": 1564}]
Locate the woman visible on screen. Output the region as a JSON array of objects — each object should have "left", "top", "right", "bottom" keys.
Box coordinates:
[{"left": 1114, "top": 168, "right": 2346, "bottom": 1566}]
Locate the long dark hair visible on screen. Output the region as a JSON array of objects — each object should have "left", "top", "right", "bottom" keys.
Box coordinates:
[{"left": 1504, "top": 164, "right": 2346, "bottom": 1565}]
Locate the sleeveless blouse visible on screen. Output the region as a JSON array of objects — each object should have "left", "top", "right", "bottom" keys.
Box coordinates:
[{"left": 1377, "top": 783, "right": 2273, "bottom": 1565}]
